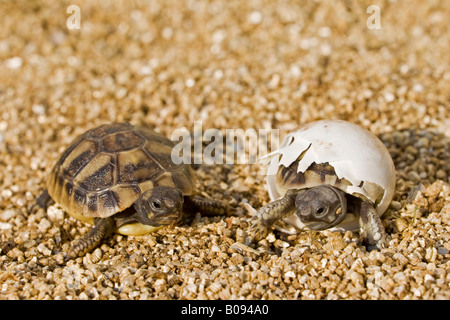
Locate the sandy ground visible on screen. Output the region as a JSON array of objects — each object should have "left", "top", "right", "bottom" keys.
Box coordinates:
[{"left": 0, "top": 0, "right": 449, "bottom": 300}]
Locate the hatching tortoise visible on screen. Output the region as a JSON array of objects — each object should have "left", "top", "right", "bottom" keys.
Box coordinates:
[
  {"left": 33, "top": 122, "right": 227, "bottom": 259},
  {"left": 248, "top": 120, "right": 396, "bottom": 250}
]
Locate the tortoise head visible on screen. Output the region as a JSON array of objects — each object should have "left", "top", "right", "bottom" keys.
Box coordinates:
[
  {"left": 133, "top": 186, "right": 184, "bottom": 227},
  {"left": 295, "top": 185, "right": 347, "bottom": 230}
]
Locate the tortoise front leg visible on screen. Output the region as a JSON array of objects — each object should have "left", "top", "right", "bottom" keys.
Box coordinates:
[
  {"left": 358, "top": 201, "right": 388, "bottom": 250},
  {"left": 66, "top": 217, "right": 116, "bottom": 260},
  {"left": 249, "top": 189, "right": 299, "bottom": 240},
  {"left": 183, "top": 195, "right": 229, "bottom": 216}
]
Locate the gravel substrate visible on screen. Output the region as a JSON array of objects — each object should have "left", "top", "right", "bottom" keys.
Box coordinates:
[{"left": 0, "top": 0, "right": 449, "bottom": 300}]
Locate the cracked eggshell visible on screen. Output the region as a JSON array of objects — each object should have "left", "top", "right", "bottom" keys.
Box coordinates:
[{"left": 262, "top": 119, "right": 396, "bottom": 231}]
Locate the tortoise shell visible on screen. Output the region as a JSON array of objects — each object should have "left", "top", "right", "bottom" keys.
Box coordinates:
[
  {"left": 276, "top": 162, "right": 353, "bottom": 200},
  {"left": 47, "top": 122, "right": 195, "bottom": 223}
]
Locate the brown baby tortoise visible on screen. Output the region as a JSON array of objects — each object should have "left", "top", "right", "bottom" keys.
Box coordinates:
[
  {"left": 32, "top": 122, "right": 228, "bottom": 259},
  {"left": 250, "top": 162, "right": 388, "bottom": 250}
]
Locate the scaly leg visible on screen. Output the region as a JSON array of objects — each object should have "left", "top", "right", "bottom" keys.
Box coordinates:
[
  {"left": 358, "top": 201, "right": 389, "bottom": 250},
  {"left": 249, "top": 189, "right": 299, "bottom": 240},
  {"left": 183, "top": 195, "right": 230, "bottom": 216},
  {"left": 66, "top": 217, "right": 116, "bottom": 260}
]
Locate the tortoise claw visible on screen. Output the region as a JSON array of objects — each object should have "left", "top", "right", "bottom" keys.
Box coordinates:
[
  {"left": 364, "top": 234, "right": 389, "bottom": 251},
  {"left": 248, "top": 215, "right": 270, "bottom": 241},
  {"left": 244, "top": 202, "right": 273, "bottom": 241},
  {"left": 359, "top": 201, "right": 389, "bottom": 251},
  {"left": 29, "top": 203, "right": 41, "bottom": 216},
  {"left": 244, "top": 203, "right": 265, "bottom": 240},
  {"left": 30, "top": 189, "right": 54, "bottom": 215}
]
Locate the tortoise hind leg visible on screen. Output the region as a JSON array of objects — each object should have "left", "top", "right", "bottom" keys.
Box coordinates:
[
  {"left": 66, "top": 217, "right": 116, "bottom": 260},
  {"left": 183, "top": 195, "right": 230, "bottom": 216},
  {"left": 358, "top": 201, "right": 389, "bottom": 250},
  {"left": 30, "top": 189, "right": 54, "bottom": 214}
]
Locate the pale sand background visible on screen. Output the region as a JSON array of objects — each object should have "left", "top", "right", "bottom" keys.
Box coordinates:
[{"left": 0, "top": 0, "right": 449, "bottom": 299}]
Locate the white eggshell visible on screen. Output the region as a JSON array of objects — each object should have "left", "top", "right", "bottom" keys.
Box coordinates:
[{"left": 262, "top": 119, "right": 396, "bottom": 231}]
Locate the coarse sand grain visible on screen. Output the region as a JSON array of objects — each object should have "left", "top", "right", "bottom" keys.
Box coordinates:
[{"left": 0, "top": 0, "right": 449, "bottom": 300}]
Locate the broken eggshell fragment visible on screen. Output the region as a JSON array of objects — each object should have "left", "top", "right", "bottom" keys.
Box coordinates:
[{"left": 261, "top": 119, "right": 396, "bottom": 232}]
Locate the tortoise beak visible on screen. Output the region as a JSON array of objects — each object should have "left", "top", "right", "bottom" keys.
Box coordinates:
[{"left": 151, "top": 206, "right": 183, "bottom": 226}]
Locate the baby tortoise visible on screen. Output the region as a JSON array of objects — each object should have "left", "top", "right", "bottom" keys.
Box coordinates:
[
  {"left": 33, "top": 122, "right": 228, "bottom": 259},
  {"left": 249, "top": 120, "right": 396, "bottom": 250}
]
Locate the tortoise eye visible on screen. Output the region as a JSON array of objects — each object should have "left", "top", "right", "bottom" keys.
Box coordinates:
[{"left": 150, "top": 200, "right": 163, "bottom": 211}]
